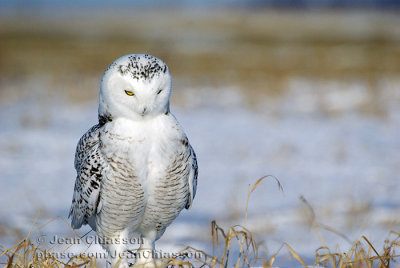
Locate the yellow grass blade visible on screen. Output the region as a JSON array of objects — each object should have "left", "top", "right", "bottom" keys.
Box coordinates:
[
  {"left": 362, "top": 235, "right": 389, "bottom": 268},
  {"left": 250, "top": 175, "right": 283, "bottom": 193},
  {"left": 283, "top": 243, "right": 308, "bottom": 268}
]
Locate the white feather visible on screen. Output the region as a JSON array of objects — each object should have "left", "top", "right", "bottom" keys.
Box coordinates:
[{"left": 69, "top": 54, "right": 198, "bottom": 267}]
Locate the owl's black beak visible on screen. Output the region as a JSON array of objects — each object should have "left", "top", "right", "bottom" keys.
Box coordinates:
[{"left": 141, "top": 107, "right": 147, "bottom": 116}]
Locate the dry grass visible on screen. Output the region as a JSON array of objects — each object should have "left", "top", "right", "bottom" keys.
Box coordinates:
[
  {"left": 0, "top": 216, "right": 97, "bottom": 267},
  {"left": 1, "top": 177, "right": 400, "bottom": 267}
]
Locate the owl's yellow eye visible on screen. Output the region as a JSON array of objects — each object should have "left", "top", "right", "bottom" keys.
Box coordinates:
[{"left": 125, "top": 90, "right": 134, "bottom": 96}]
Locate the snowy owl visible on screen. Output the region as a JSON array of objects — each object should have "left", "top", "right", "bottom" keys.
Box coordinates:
[{"left": 69, "top": 54, "right": 198, "bottom": 267}]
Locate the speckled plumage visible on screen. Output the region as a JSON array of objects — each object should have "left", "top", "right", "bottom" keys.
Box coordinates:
[
  {"left": 69, "top": 54, "right": 198, "bottom": 267},
  {"left": 107, "top": 54, "right": 168, "bottom": 81}
]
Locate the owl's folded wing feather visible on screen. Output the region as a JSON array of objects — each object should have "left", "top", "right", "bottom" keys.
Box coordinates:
[
  {"left": 185, "top": 144, "right": 198, "bottom": 209},
  {"left": 69, "top": 125, "right": 105, "bottom": 229}
]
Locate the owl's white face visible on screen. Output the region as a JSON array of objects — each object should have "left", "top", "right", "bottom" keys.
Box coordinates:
[{"left": 98, "top": 54, "right": 172, "bottom": 122}]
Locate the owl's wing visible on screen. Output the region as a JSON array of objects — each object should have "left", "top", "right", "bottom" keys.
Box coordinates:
[
  {"left": 69, "top": 125, "right": 105, "bottom": 230},
  {"left": 185, "top": 143, "right": 198, "bottom": 209}
]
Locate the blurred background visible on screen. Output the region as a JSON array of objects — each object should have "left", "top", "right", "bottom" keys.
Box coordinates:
[{"left": 1, "top": 0, "right": 400, "bottom": 266}]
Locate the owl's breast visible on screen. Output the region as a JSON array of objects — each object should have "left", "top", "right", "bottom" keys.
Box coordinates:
[
  {"left": 96, "top": 118, "right": 153, "bottom": 236},
  {"left": 96, "top": 116, "right": 187, "bottom": 235},
  {"left": 99, "top": 116, "right": 180, "bottom": 195},
  {"left": 101, "top": 118, "right": 154, "bottom": 166}
]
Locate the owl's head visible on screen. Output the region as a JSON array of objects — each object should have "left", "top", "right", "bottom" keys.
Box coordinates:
[{"left": 98, "top": 54, "right": 172, "bottom": 122}]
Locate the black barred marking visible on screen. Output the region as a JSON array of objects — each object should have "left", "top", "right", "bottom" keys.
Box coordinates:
[
  {"left": 99, "top": 113, "right": 112, "bottom": 126},
  {"left": 115, "top": 54, "right": 167, "bottom": 81},
  {"left": 181, "top": 139, "right": 189, "bottom": 147},
  {"left": 91, "top": 166, "right": 99, "bottom": 173},
  {"left": 155, "top": 222, "right": 163, "bottom": 231},
  {"left": 90, "top": 179, "right": 100, "bottom": 189}
]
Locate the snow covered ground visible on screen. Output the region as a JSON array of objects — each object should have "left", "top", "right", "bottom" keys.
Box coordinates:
[{"left": 0, "top": 77, "right": 399, "bottom": 266}]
